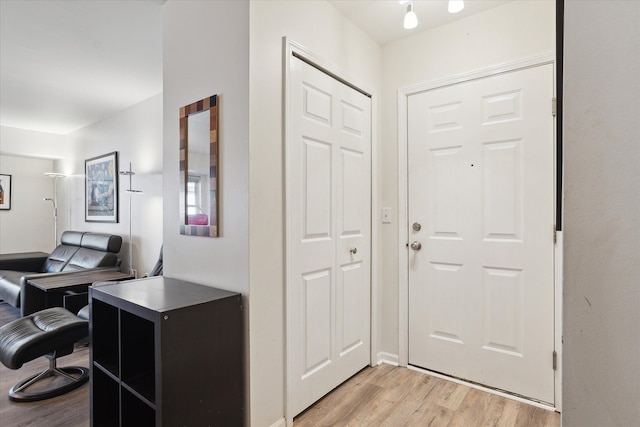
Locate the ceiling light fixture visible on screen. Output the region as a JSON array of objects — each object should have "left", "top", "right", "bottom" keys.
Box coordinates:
[
  {"left": 448, "top": 0, "right": 465, "bottom": 14},
  {"left": 403, "top": 1, "right": 418, "bottom": 30}
]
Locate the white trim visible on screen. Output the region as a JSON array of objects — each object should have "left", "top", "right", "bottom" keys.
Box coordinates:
[
  {"left": 376, "top": 352, "right": 400, "bottom": 366},
  {"left": 284, "top": 37, "right": 294, "bottom": 427},
  {"left": 269, "top": 418, "right": 287, "bottom": 427},
  {"left": 397, "top": 87, "right": 409, "bottom": 367},
  {"left": 400, "top": 52, "right": 555, "bottom": 95},
  {"left": 397, "top": 51, "right": 559, "bottom": 401},
  {"left": 371, "top": 86, "right": 380, "bottom": 369},
  {"left": 551, "top": 57, "right": 563, "bottom": 412},
  {"left": 284, "top": 37, "right": 379, "bottom": 426},
  {"left": 407, "top": 365, "right": 559, "bottom": 412},
  {"left": 554, "top": 230, "right": 563, "bottom": 412}
]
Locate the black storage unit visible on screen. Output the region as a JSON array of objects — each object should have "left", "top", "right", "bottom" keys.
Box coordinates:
[{"left": 89, "top": 276, "right": 243, "bottom": 426}]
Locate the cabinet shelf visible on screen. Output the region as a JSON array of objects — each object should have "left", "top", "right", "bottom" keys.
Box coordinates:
[
  {"left": 122, "top": 374, "right": 156, "bottom": 406},
  {"left": 90, "top": 276, "right": 243, "bottom": 426},
  {"left": 93, "top": 361, "right": 119, "bottom": 382},
  {"left": 121, "top": 381, "right": 156, "bottom": 410},
  {"left": 91, "top": 299, "right": 119, "bottom": 377}
]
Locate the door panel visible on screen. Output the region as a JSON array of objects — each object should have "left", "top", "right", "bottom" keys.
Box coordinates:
[
  {"left": 287, "top": 56, "right": 371, "bottom": 419},
  {"left": 408, "top": 64, "right": 555, "bottom": 404},
  {"left": 303, "top": 139, "right": 332, "bottom": 238},
  {"left": 302, "top": 269, "right": 332, "bottom": 377},
  {"left": 482, "top": 139, "right": 523, "bottom": 240}
]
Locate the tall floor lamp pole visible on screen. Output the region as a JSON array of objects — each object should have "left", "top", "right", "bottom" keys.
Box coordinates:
[
  {"left": 44, "top": 173, "right": 65, "bottom": 248},
  {"left": 120, "top": 162, "right": 143, "bottom": 278}
]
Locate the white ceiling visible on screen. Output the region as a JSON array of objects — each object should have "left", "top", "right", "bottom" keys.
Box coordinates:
[
  {"left": 328, "top": 0, "right": 509, "bottom": 45},
  {"left": 0, "top": 0, "right": 508, "bottom": 136},
  {"left": 0, "top": 0, "right": 163, "bottom": 135}
]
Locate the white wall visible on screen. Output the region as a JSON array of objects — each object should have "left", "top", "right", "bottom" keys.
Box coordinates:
[
  {"left": 0, "top": 125, "right": 70, "bottom": 160},
  {"left": 562, "top": 1, "right": 640, "bottom": 425},
  {"left": 249, "top": 1, "right": 381, "bottom": 425},
  {"left": 379, "top": 0, "right": 555, "bottom": 357},
  {"left": 163, "top": 0, "right": 249, "bottom": 290},
  {"left": 62, "top": 93, "right": 163, "bottom": 276},
  {"left": 0, "top": 155, "right": 56, "bottom": 253},
  {"left": 0, "top": 126, "right": 73, "bottom": 253},
  {"left": 162, "top": 0, "right": 250, "bottom": 421}
]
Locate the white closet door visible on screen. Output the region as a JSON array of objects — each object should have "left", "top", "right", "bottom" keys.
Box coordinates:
[{"left": 286, "top": 56, "right": 371, "bottom": 420}]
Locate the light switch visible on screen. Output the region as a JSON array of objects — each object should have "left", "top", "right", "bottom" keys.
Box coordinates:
[{"left": 382, "top": 207, "right": 392, "bottom": 224}]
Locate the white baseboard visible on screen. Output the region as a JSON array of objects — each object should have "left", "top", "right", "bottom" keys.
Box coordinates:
[
  {"left": 376, "top": 352, "right": 399, "bottom": 366},
  {"left": 269, "top": 417, "right": 286, "bottom": 427}
]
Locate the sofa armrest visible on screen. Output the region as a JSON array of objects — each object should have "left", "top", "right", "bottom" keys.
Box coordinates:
[
  {"left": 19, "top": 266, "right": 122, "bottom": 316},
  {"left": 20, "top": 265, "right": 121, "bottom": 284},
  {"left": 0, "top": 253, "right": 48, "bottom": 272}
]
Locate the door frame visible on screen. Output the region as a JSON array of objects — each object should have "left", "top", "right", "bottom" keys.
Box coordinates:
[
  {"left": 397, "top": 52, "right": 563, "bottom": 410},
  {"left": 283, "top": 37, "right": 379, "bottom": 424}
]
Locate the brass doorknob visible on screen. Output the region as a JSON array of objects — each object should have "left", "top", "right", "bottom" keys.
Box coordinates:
[
  {"left": 410, "top": 241, "right": 422, "bottom": 251},
  {"left": 350, "top": 247, "right": 358, "bottom": 255}
]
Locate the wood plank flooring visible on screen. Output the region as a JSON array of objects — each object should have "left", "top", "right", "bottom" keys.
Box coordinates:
[
  {"left": 293, "top": 364, "right": 560, "bottom": 427},
  {"left": 0, "top": 302, "right": 560, "bottom": 426}
]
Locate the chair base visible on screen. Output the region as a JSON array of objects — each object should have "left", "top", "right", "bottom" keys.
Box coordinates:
[{"left": 9, "top": 365, "right": 89, "bottom": 402}]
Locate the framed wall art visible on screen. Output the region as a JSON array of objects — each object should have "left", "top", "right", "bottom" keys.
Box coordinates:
[
  {"left": 0, "top": 174, "right": 11, "bottom": 210},
  {"left": 85, "top": 151, "right": 119, "bottom": 222}
]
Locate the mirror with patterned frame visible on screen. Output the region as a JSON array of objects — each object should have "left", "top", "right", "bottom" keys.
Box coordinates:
[{"left": 179, "top": 94, "right": 218, "bottom": 237}]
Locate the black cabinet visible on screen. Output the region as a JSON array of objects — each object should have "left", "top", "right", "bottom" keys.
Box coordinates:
[{"left": 89, "top": 276, "right": 243, "bottom": 426}]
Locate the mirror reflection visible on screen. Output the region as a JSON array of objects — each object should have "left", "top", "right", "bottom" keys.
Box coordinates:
[
  {"left": 186, "top": 110, "right": 210, "bottom": 224},
  {"left": 179, "top": 95, "right": 218, "bottom": 237}
]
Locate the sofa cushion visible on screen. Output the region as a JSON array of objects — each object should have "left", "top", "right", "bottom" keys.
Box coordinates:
[
  {"left": 63, "top": 249, "right": 119, "bottom": 271},
  {"left": 41, "top": 245, "right": 80, "bottom": 273},
  {"left": 80, "top": 233, "right": 122, "bottom": 253},
  {"left": 0, "top": 271, "right": 25, "bottom": 307},
  {"left": 0, "top": 307, "right": 88, "bottom": 370},
  {"left": 40, "top": 231, "right": 86, "bottom": 273},
  {"left": 60, "top": 231, "right": 85, "bottom": 247}
]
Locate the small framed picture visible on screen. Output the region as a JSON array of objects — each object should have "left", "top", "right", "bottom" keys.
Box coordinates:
[
  {"left": 0, "top": 174, "right": 11, "bottom": 210},
  {"left": 85, "top": 152, "right": 119, "bottom": 223}
]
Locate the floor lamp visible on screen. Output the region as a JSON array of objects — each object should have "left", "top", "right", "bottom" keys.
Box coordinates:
[
  {"left": 43, "top": 172, "right": 65, "bottom": 248},
  {"left": 120, "top": 162, "right": 143, "bottom": 278}
]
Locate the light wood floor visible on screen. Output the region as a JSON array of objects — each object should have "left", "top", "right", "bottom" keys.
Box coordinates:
[
  {"left": 1, "top": 302, "right": 560, "bottom": 426},
  {"left": 293, "top": 364, "right": 560, "bottom": 427}
]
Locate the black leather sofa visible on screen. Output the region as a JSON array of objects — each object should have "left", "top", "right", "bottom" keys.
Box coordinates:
[{"left": 0, "top": 231, "right": 122, "bottom": 312}]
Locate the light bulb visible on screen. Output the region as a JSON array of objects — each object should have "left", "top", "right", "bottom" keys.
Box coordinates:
[
  {"left": 404, "top": 3, "right": 418, "bottom": 29},
  {"left": 448, "top": 0, "right": 464, "bottom": 14}
]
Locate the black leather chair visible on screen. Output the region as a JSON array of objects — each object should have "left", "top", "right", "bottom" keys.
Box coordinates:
[
  {"left": 0, "top": 307, "right": 89, "bottom": 401},
  {"left": 0, "top": 231, "right": 122, "bottom": 315}
]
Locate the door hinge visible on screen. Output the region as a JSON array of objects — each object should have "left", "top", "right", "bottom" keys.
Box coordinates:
[
  {"left": 552, "top": 97, "right": 557, "bottom": 117},
  {"left": 553, "top": 226, "right": 557, "bottom": 245},
  {"left": 552, "top": 350, "right": 558, "bottom": 371}
]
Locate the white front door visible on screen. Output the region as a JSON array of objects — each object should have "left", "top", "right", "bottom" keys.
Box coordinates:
[
  {"left": 286, "top": 55, "right": 372, "bottom": 419},
  {"left": 407, "top": 64, "right": 555, "bottom": 403}
]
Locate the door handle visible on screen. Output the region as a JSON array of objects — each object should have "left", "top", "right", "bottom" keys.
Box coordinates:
[
  {"left": 349, "top": 247, "right": 358, "bottom": 255},
  {"left": 410, "top": 241, "right": 422, "bottom": 251}
]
